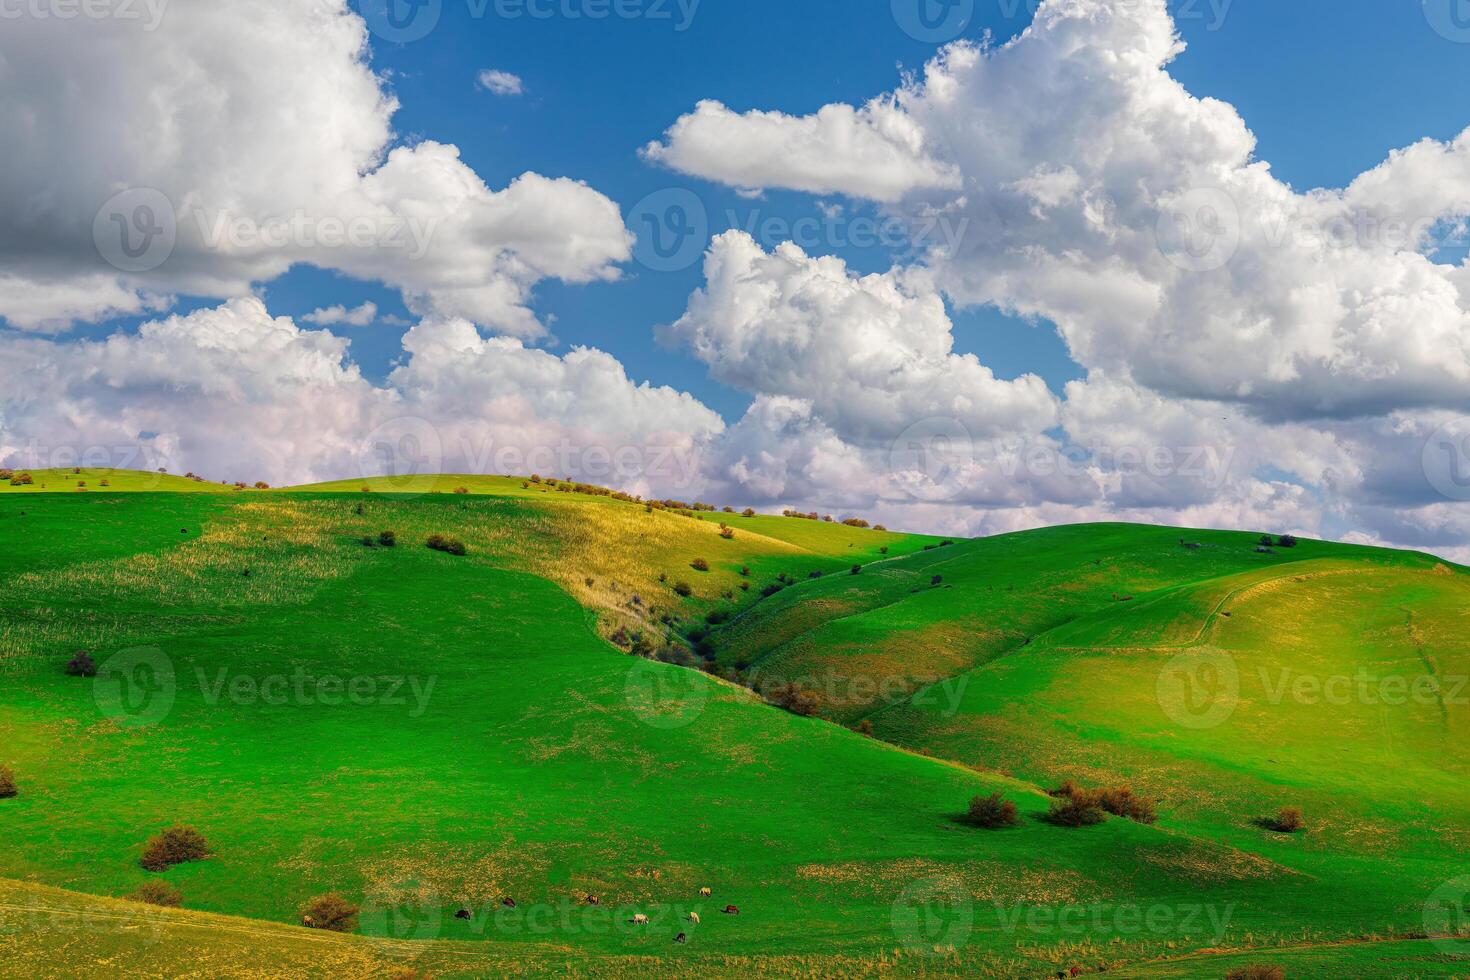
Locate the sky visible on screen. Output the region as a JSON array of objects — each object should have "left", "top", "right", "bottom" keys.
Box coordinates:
[{"left": 1, "top": 0, "right": 1469, "bottom": 558}]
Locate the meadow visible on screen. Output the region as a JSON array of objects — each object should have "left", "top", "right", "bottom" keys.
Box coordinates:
[{"left": 1, "top": 469, "right": 1468, "bottom": 978}]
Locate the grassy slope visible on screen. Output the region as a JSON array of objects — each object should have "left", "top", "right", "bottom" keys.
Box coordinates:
[
  {"left": 0, "top": 467, "right": 234, "bottom": 493},
  {"left": 4, "top": 480, "right": 1469, "bottom": 976}
]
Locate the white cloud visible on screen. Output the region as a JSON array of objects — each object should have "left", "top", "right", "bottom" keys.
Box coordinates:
[
  {"left": 477, "top": 69, "right": 525, "bottom": 97},
  {"left": 0, "top": 298, "right": 724, "bottom": 493},
  {"left": 0, "top": 1, "right": 628, "bottom": 337},
  {"left": 303, "top": 301, "right": 378, "bottom": 327},
  {"left": 643, "top": 98, "right": 961, "bottom": 202},
  {"left": 661, "top": 231, "right": 1058, "bottom": 445}
]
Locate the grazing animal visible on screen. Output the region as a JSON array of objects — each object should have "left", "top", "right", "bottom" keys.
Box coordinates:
[
  {"left": 673, "top": 932, "right": 687, "bottom": 944},
  {"left": 698, "top": 887, "right": 711, "bottom": 897},
  {"left": 585, "top": 895, "right": 599, "bottom": 906},
  {"left": 454, "top": 909, "right": 471, "bottom": 920},
  {"left": 722, "top": 905, "right": 739, "bottom": 915},
  {"left": 302, "top": 916, "right": 315, "bottom": 927},
  {"left": 501, "top": 898, "right": 516, "bottom": 909},
  {"left": 630, "top": 913, "right": 650, "bottom": 925},
  {"left": 688, "top": 912, "right": 700, "bottom": 925}
]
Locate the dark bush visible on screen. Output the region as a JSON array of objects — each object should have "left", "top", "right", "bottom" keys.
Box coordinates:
[
  {"left": 931, "top": 575, "right": 944, "bottom": 586},
  {"left": 10, "top": 472, "right": 33, "bottom": 486},
  {"left": 742, "top": 508, "right": 756, "bottom": 518},
  {"left": 760, "top": 583, "right": 783, "bottom": 598},
  {"left": 1045, "top": 793, "right": 1107, "bottom": 827},
  {"left": 739, "top": 565, "right": 750, "bottom": 577},
  {"left": 768, "top": 683, "right": 821, "bottom": 717},
  {"left": 130, "top": 880, "right": 183, "bottom": 907},
  {"left": 673, "top": 581, "right": 693, "bottom": 597},
  {"left": 301, "top": 894, "right": 359, "bottom": 932},
  {"left": 426, "top": 534, "right": 467, "bottom": 556},
  {"left": 1277, "top": 534, "right": 1299, "bottom": 548},
  {"left": 705, "top": 610, "right": 731, "bottom": 626},
  {"left": 360, "top": 535, "right": 377, "bottom": 548},
  {"left": 691, "top": 558, "right": 710, "bottom": 572},
  {"left": 1225, "top": 967, "right": 1285, "bottom": 980},
  {"left": 65, "top": 650, "right": 98, "bottom": 677},
  {"left": 0, "top": 764, "right": 16, "bottom": 799},
  {"left": 378, "top": 530, "right": 396, "bottom": 547},
  {"left": 880, "top": 546, "right": 889, "bottom": 555},
  {"left": 1098, "top": 785, "right": 1157, "bottom": 824},
  {"left": 966, "top": 793, "right": 1020, "bottom": 829},
  {"left": 1259, "top": 534, "right": 1274, "bottom": 546},
  {"left": 1264, "top": 807, "right": 1305, "bottom": 833},
  {"left": 851, "top": 565, "right": 862, "bottom": 575},
  {"left": 719, "top": 526, "right": 735, "bottom": 540},
  {"left": 140, "top": 826, "right": 210, "bottom": 871}
]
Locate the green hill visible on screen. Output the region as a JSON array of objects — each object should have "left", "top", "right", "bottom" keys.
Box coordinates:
[{"left": 2, "top": 474, "right": 1468, "bottom": 977}]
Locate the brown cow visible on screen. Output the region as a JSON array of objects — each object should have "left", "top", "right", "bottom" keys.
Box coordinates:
[
  {"left": 698, "top": 887, "right": 712, "bottom": 897},
  {"left": 722, "top": 905, "right": 739, "bottom": 915}
]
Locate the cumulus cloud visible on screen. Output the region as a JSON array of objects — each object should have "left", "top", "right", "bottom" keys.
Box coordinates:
[
  {"left": 661, "top": 231, "right": 1057, "bottom": 445},
  {"left": 303, "top": 302, "right": 378, "bottom": 327},
  {"left": 0, "top": 298, "right": 723, "bottom": 494},
  {"left": 643, "top": 98, "right": 961, "bottom": 202},
  {"left": 477, "top": 70, "right": 525, "bottom": 97},
  {"left": 0, "top": 1, "right": 629, "bottom": 337}
]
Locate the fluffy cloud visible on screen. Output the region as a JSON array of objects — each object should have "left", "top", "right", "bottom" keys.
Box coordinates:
[
  {"left": 660, "top": 231, "right": 1057, "bottom": 445},
  {"left": 304, "top": 302, "right": 378, "bottom": 328},
  {"left": 477, "top": 70, "right": 525, "bottom": 97},
  {"left": 0, "top": 298, "right": 722, "bottom": 493},
  {"left": 651, "top": 0, "right": 1470, "bottom": 424},
  {"left": 0, "top": 1, "right": 629, "bottom": 337},
  {"left": 643, "top": 98, "right": 960, "bottom": 202}
]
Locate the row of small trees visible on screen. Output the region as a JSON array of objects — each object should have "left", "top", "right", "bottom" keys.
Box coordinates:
[{"left": 966, "top": 782, "right": 1306, "bottom": 835}]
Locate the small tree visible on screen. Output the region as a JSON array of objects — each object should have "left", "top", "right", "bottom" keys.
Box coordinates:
[
  {"left": 1044, "top": 785, "right": 1107, "bottom": 827},
  {"left": 1098, "top": 785, "right": 1157, "bottom": 825},
  {"left": 742, "top": 508, "right": 756, "bottom": 518},
  {"left": 130, "top": 880, "right": 183, "bottom": 907},
  {"left": 719, "top": 526, "right": 735, "bottom": 540},
  {"left": 301, "top": 894, "right": 359, "bottom": 932},
  {"left": 931, "top": 575, "right": 944, "bottom": 586},
  {"left": 140, "top": 826, "right": 210, "bottom": 872},
  {"left": 966, "top": 793, "right": 1019, "bottom": 829},
  {"left": 1277, "top": 534, "right": 1299, "bottom": 548},
  {"left": 691, "top": 558, "right": 710, "bottom": 572},
  {"left": 673, "top": 581, "right": 693, "bottom": 597},
  {"left": 0, "top": 764, "right": 17, "bottom": 799},
  {"left": 378, "top": 530, "right": 397, "bottom": 547},
  {"left": 65, "top": 651, "right": 97, "bottom": 678},
  {"left": 1266, "top": 807, "right": 1305, "bottom": 833}
]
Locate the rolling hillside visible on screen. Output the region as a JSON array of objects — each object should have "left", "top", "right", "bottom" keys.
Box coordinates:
[{"left": 2, "top": 473, "right": 1468, "bottom": 977}]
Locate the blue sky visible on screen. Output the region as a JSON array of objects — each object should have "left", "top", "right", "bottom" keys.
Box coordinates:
[{"left": 210, "top": 0, "right": 1470, "bottom": 423}]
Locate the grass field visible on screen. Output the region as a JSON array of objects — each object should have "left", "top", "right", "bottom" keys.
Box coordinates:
[{"left": 2, "top": 471, "right": 1469, "bottom": 977}]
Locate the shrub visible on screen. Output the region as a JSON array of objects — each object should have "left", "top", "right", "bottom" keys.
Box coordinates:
[
  {"left": 741, "top": 508, "right": 756, "bottom": 518},
  {"left": 1225, "top": 967, "right": 1285, "bottom": 980},
  {"left": 966, "top": 793, "right": 1019, "bottom": 829},
  {"left": 739, "top": 565, "right": 750, "bottom": 577},
  {"left": 931, "top": 575, "right": 944, "bottom": 586},
  {"left": 760, "top": 584, "right": 784, "bottom": 598},
  {"left": 1264, "top": 807, "right": 1305, "bottom": 833},
  {"left": 1259, "top": 534, "right": 1274, "bottom": 546},
  {"left": 130, "top": 880, "right": 183, "bottom": 907},
  {"left": 880, "top": 546, "right": 889, "bottom": 555},
  {"left": 10, "top": 472, "right": 33, "bottom": 486},
  {"left": 1277, "top": 534, "right": 1299, "bottom": 548},
  {"left": 454, "top": 486, "right": 469, "bottom": 494},
  {"left": 719, "top": 526, "right": 735, "bottom": 540},
  {"left": 768, "top": 683, "right": 821, "bottom": 717},
  {"left": 360, "top": 535, "right": 377, "bottom": 548},
  {"left": 0, "top": 765, "right": 17, "bottom": 799},
  {"left": 1045, "top": 793, "right": 1106, "bottom": 827},
  {"left": 851, "top": 565, "right": 862, "bottom": 575},
  {"left": 378, "top": 530, "right": 396, "bottom": 547},
  {"left": 65, "top": 650, "right": 98, "bottom": 677},
  {"left": 140, "top": 826, "right": 210, "bottom": 872},
  {"left": 301, "top": 894, "right": 359, "bottom": 932},
  {"left": 1098, "top": 785, "right": 1157, "bottom": 824},
  {"left": 673, "top": 581, "right": 693, "bottom": 597},
  {"left": 426, "top": 534, "right": 467, "bottom": 556},
  {"left": 691, "top": 558, "right": 710, "bottom": 572},
  {"left": 255, "top": 481, "right": 270, "bottom": 489},
  {"left": 705, "top": 610, "right": 731, "bottom": 626}
]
